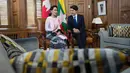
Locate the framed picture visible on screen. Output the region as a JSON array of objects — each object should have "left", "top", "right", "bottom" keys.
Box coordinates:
[{"left": 97, "top": 1, "right": 106, "bottom": 15}]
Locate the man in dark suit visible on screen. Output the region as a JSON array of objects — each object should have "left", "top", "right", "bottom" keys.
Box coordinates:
[{"left": 68, "top": 5, "right": 86, "bottom": 48}]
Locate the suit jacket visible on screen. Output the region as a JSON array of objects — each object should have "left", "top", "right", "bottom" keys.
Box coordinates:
[{"left": 68, "top": 14, "right": 86, "bottom": 35}]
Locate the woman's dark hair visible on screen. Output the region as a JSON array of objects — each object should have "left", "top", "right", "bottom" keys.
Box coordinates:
[
  {"left": 70, "top": 5, "right": 78, "bottom": 11},
  {"left": 50, "top": 5, "right": 57, "bottom": 10},
  {"left": 49, "top": 5, "right": 57, "bottom": 16}
]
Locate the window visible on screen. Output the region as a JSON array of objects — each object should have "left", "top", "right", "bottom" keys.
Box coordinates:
[
  {"left": 26, "top": 0, "right": 35, "bottom": 27},
  {"left": 26, "top": 0, "right": 41, "bottom": 27},
  {"left": 0, "top": 0, "right": 8, "bottom": 26},
  {"left": 36, "top": 0, "right": 42, "bottom": 18}
]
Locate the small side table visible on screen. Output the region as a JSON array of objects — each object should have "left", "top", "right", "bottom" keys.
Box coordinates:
[{"left": 93, "top": 32, "right": 100, "bottom": 48}]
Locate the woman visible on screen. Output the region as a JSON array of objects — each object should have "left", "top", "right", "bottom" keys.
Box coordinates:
[
  {"left": 45, "top": 5, "right": 68, "bottom": 49},
  {"left": 45, "top": 5, "right": 60, "bottom": 40}
]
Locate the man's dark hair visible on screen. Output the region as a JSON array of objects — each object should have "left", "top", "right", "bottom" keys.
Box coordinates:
[{"left": 70, "top": 5, "right": 78, "bottom": 11}]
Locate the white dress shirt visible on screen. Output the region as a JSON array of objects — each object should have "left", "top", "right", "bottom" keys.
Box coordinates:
[{"left": 73, "top": 14, "right": 77, "bottom": 22}]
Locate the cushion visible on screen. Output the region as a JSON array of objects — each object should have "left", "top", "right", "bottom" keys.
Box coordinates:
[
  {"left": 0, "top": 34, "right": 26, "bottom": 59},
  {"left": 112, "top": 25, "right": 130, "bottom": 38},
  {"left": 107, "top": 26, "right": 113, "bottom": 37},
  {"left": 113, "top": 25, "right": 122, "bottom": 37},
  {"left": 10, "top": 49, "right": 128, "bottom": 73}
]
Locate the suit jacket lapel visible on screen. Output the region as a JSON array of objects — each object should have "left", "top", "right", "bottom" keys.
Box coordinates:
[
  {"left": 77, "top": 14, "right": 81, "bottom": 26},
  {"left": 77, "top": 15, "right": 79, "bottom": 25},
  {"left": 70, "top": 16, "right": 74, "bottom": 27}
]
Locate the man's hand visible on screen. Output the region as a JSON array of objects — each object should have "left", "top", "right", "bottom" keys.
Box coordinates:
[{"left": 73, "top": 28, "right": 80, "bottom": 33}]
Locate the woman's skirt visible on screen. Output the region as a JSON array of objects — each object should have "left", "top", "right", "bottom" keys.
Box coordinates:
[
  {"left": 46, "top": 31, "right": 67, "bottom": 49},
  {"left": 46, "top": 31, "right": 56, "bottom": 40}
]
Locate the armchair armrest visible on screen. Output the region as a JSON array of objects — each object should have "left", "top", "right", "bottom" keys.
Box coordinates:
[
  {"left": 98, "top": 30, "right": 109, "bottom": 48},
  {"left": 98, "top": 30, "right": 109, "bottom": 39}
]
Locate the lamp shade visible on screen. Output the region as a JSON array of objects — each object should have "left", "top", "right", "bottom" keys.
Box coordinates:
[
  {"left": 94, "top": 17, "right": 103, "bottom": 24},
  {"left": 92, "top": 18, "right": 96, "bottom": 23}
]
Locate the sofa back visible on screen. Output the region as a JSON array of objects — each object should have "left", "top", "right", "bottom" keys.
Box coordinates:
[
  {"left": 108, "top": 24, "right": 130, "bottom": 38},
  {"left": 14, "top": 37, "right": 39, "bottom": 52}
]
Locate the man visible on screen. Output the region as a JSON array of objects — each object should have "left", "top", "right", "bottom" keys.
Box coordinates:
[{"left": 68, "top": 5, "right": 86, "bottom": 48}]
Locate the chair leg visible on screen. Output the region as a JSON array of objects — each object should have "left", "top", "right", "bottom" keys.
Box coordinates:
[
  {"left": 43, "top": 40, "right": 46, "bottom": 50},
  {"left": 71, "top": 39, "right": 74, "bottom": 48}
]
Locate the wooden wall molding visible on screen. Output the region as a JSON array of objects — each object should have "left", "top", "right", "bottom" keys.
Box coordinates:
[
  {"left": 93, "top": 0, "right": 130, "bottom": 29},
  {"left": 119, "top": 0, "right": 130, "bottom": 24},
  {"left": 65, "top": 0, "right": 93, "bottom": 29}
]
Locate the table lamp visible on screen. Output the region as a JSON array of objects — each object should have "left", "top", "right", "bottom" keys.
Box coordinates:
[
  {"left": 92, "top": 17, "right": 103, "bottom": 27},
  {"left": 92, "top": 17, "right": 103, "bottom": 32}
]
